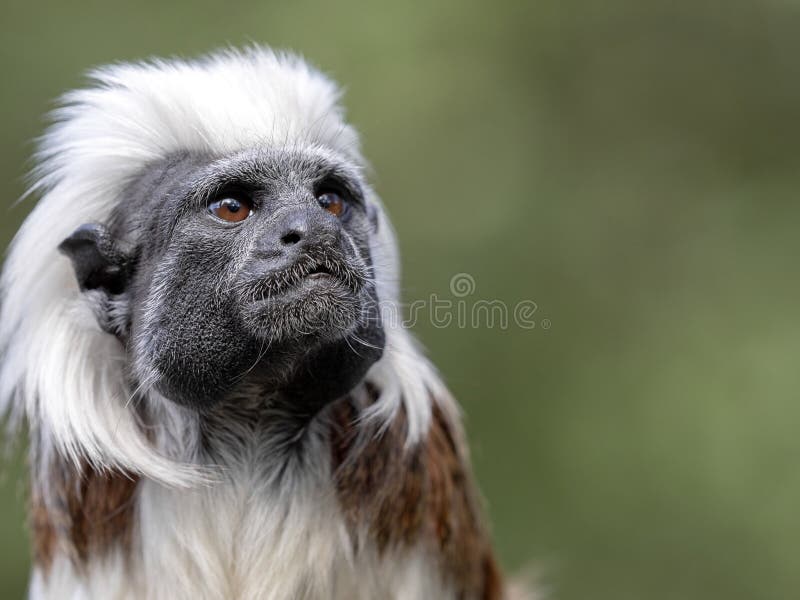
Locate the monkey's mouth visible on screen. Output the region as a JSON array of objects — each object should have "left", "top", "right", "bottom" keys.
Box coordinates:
[
  {"left": 260, "top": 256, "right": 366, "bottom": 298},
  {"left": 305, "top": 264, "right": 334, "bottom": 280},
  {"left": 280, "top": 261, "right": 345, "bottom": 295},
  {"left": 238, "top": 255, "right": 369, "bottom": 311},
  {"left": 241, "top": 259, "right": 367, "bottom": 342}
]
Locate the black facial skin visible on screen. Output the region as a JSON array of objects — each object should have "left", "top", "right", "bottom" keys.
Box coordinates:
[{"left": 59, "top": 148, "right": 385, "bottom": 421}]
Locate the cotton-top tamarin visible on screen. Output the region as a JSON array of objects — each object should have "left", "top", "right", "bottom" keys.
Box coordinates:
[{"left": 0, "top": 48, "right": 532, "bottom": 600}]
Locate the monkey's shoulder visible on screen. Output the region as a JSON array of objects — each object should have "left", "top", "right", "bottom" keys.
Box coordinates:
[{"left": 330, "top": 393, "right": 503, "bottom": 600}]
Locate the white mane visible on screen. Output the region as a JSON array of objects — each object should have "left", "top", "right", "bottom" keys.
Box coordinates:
[{"left": 0, "top": 47, "right": 445, "bottom": 487}]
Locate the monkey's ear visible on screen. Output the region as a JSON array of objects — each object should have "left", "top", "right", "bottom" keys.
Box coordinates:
[{"left": 59, "top": 223, "right": 131, "bottom": 295}]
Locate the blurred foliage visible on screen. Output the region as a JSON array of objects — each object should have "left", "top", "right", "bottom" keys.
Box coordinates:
[{"left": 2, "top": 0, "right": 800, "bottom": 598}]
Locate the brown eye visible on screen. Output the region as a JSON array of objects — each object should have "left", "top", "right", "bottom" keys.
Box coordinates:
[
  {"left": 208, "top": 197, "right": 253, "bottom": 223},
  {"left": 317, "top": 192, "right": 347, "bottom": 217}
]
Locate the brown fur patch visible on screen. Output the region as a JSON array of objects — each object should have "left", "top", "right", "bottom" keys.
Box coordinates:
[
  {"left": 331, "top": 391, "right": 504, "bottom": 599},
  {"left": 30, "top": 458, "right": 139, "bottom": 573}
]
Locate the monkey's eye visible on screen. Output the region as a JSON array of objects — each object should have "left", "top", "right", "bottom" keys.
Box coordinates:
[
  {"left": 317, "top": 191, "right": 347, "bottom": 218},
  {"left": 207, "top": 196, "right": 253, "bottom": 223}
]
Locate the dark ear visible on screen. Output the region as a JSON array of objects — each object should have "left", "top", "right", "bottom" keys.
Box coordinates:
[{"left": 59, "top": 223, "right": 131, "bottom": 294}]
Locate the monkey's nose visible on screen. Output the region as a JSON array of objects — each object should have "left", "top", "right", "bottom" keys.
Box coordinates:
[
  {"left": 256, "top": 208, "right": 317, "bottom": 261},
  {"left": 280, "top": 229, "right": 303, "bottom": 246},
  {"left": 256, "top": 205, "right": 336, "bottom": 262},
  {"left": 276, "top": 211, "right": 309, "bottom": 249}
]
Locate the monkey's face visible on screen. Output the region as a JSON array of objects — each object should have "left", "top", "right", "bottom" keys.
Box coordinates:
[{"left": 60, "top": 148, "right": 385, "bottom": 415}]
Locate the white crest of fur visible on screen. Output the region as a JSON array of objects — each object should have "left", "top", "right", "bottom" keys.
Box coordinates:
[{"left": 0, "top": 47, "right": 444, "bottom": 486}]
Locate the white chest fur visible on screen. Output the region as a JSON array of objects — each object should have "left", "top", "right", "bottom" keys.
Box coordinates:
[{"left": 29, "top": 464, "right": 451, "bottom": 600}]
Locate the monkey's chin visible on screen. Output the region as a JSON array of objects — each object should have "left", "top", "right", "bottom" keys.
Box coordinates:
[{"left": 242, "top": 276, "right": 364, "bottom": 344}]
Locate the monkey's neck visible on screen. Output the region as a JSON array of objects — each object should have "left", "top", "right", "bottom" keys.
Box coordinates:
[{"left": 29, "top": 393, "right": 503, "bottom": 600}]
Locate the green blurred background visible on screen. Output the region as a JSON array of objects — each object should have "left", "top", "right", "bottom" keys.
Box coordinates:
[{"left": 2, "top": 0, "right": 800, "bottom": 598}]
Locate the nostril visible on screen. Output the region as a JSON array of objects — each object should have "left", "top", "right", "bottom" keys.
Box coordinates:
[{"left": 281, "top": 231, "right": 302, "bottom": 246}]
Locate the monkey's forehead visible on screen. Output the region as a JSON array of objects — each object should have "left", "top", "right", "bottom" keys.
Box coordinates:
[{"left": 39, "top": 47, "right": 363, "bottom": 197}]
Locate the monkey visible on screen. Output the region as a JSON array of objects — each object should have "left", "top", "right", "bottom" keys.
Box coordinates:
[{"left": 0, "top": 48, "right": 532, "bottom": 599}]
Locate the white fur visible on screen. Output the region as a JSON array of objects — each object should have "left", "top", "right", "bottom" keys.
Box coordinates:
[
  {"left": 29, "top": 406, "right": 454, "bottom": 600},
  {"left": 30, "top": 472, "right": 452, "bottom": 600}
]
